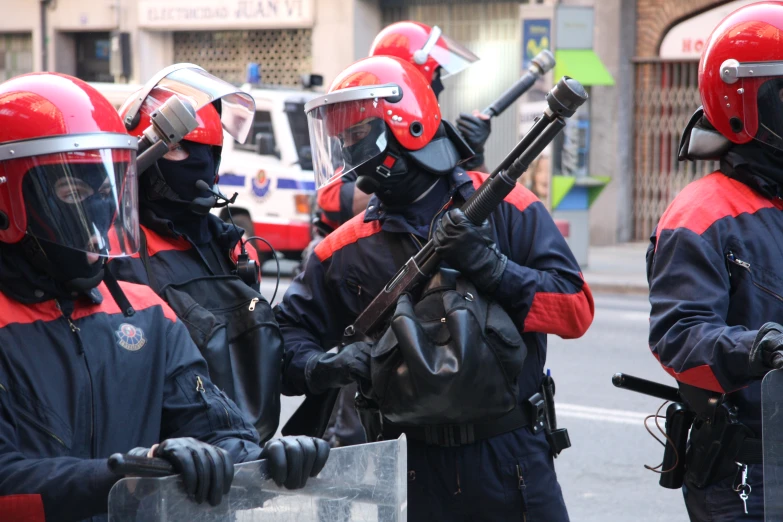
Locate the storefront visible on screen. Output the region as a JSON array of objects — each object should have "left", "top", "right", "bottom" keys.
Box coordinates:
[{"left": 632, "top": 0, "right": 753, "bottom": 240}]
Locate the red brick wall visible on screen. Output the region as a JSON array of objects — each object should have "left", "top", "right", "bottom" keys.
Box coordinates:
[{"left": 636, "top": 0, "right": 730, "bottom": 57}]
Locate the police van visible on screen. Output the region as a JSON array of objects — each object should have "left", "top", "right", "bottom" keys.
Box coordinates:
[{"left": 91, "top": 76, "right": 321, "bottom": 260}]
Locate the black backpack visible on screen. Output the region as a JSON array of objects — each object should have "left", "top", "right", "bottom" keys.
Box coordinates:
[{"left": 139, "top": 231, "right": 283, "bottom": 442}]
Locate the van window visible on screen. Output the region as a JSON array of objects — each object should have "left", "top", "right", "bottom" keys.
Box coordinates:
[
  {"left": 235, "top": 110, "right": 276, "bottom": 154},
  {"left": 285, "top": 101, "right": 312, "bottom": 170}
]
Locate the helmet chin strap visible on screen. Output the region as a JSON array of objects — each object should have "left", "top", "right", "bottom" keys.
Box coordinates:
[{"left": 20, "top": 236, "right": 106, "bottom": 292}]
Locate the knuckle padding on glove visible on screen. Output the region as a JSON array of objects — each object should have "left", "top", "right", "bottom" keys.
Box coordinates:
[
  {"left": 262, "top": 439, "right": 288, "bottom": 487},
  {"left": 281, "top": 437, "right": 305, "bottom": 489}
]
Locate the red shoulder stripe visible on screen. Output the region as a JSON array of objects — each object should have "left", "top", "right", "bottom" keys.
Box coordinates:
[
  {"left": 0, "top": 293, "right": 60, "bottom": 329},
  {"left": 317, "top": 176, "right": 344, "bottom": 213},
  {"left": 0, "top": 494, "right": 45, "bottom": 522},
  {"left": 522, "top": 276, "right": 595, "bottom": 339},
  {"left": 71, "top": 282, "right": 178, "bottom": 323},
  {"left": 657, "top": 172, "right": 783, "bottom": 240},
  {"left": 466, "top": 171, "right": 539, "bottom": 213},
  {"left": 652, "top": 352, "right": 724, "bottom": 393},
  {"left": 314, "top": 212, "right": 382, "bottom": 262}
]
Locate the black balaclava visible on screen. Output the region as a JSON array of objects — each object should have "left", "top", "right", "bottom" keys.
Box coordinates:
[
  {"left": 22, "top": 163, "right": 117, "bottom": 290},
  {"left": 431, "top": 67, "right": 445, "bottom": 100},
  {"left": 348, "top": 121, "right": 440, "bottom": 207},
  {"left": 141, "top": 140, "right": 218, "bottom": 244},
  {"left": 725, "top": 79, "right": 783, "bottom": 195}
]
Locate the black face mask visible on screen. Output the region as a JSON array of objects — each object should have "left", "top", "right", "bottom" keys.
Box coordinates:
[
  {"left": 141, "top": 141, "right": 218, "bottom": 244},
  {"left": 157, "top": 141, "right": 217, "bottom": 202},
  {"left": 431, "top": 67, "right": 444, "bottom": 100},
  {"left": 22, "top": 164, "right": 117, "bottom": 289}
]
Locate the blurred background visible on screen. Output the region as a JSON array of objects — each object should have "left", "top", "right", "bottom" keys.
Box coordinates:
[{"left": 1, "top": 1, "right": 765, "bottom": 519}]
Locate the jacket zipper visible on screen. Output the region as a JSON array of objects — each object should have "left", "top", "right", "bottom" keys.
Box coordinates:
[
  {"left": 0, "top": 382, "right": 66, "bottom": 447},
  {"left": 57, "top": 301, "right": 95, "bottom": 458},
  {"left": 215, "top": 385, "right": 232, "bottom": 427},
  {"left": 16, "top": 407, "right": 67, "bottom": 448},
  {"left": 427, "top": 198, "right": 454, "bottom": 242},
  {"left": 517, "top": 464, "right": 528, "bottom": 522},
  {"left": 726, "top": 252, "right": 783, "bottom": 302},
  {"left": 249, "top": 297, "right": 259, "bottom": 311}
]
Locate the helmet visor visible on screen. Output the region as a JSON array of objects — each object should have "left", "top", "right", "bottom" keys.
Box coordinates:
[
  {"left": 126, "top": 64, "right": 256, "bottom": 143},
  {"left": 750, "top": 77, "right": 783, "bottom": 152},
  {"left": 430, "top": 33, "right": 479, "bottom": 78},
  {"left": 11, "top": 149, "right": 140, "bottom": 257},
  {"left": 305, "top": 84, "right": 401, "bottom": 189}
]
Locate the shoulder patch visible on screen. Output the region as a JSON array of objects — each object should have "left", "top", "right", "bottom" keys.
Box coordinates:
[
  {"left": 657, "top": 171, "right": 782, "bottom": 239},
  {"left": 466, "top": 171, "right": 539, "bottom": 213},
  {"left": 314, "top": 211, "right": 382, "bottom": 262}
]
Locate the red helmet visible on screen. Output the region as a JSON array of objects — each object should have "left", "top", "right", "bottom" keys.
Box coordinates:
[
  {"left": 369, "top": 21, "right": 479, "bottom": 84},
  {"left": 0, "top": 72, "right": 139, "bottom": 256},
  {"left": 120, "top": 86, "right": 223, "bottom": 147},
  {"left": 700, "top": 1, "right": 783, "bottom": 150},
  {"left": 305, "top": 55, "right": 442, "bottom": 188}
]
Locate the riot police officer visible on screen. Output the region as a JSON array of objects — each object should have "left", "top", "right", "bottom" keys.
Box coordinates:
[
  {"left": 647, "top": 2, "right": 783, "bottom": 519},
  {"left": 277, "top": 55, "right": 594, "bottom": 521},
  {"left": 0, "top": 72, "right": 328, "bottom": 521}
]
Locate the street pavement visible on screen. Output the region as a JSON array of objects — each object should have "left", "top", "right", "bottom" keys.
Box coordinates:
[{"left": 266, "top": 266, "right": 689, "bottom": 521}]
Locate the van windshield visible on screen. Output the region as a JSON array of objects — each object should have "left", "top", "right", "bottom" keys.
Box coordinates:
[{"left": 285, "top": 100, "right": 313, "bottom": 171}]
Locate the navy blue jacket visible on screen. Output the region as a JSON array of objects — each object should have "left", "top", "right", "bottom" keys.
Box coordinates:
[
  {"left": 0, "top": 262, "right": 262, "bottom": 521},
  {"left": 108, "top": 214, "right": 257, "bottom": 290},
  {"left": 276, "top": 169, "right": 594, "bottom": 403},
  {"left": 647, "top": 167, "right": 783, "bottom": 433}
]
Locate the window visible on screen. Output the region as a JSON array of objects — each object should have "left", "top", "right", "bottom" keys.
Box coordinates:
[
  {"left": 235, "top": 110, "right": 276, "bottom": 155},
  {"left": 285, "top": 100, "right": 313, "bottom": 171}
]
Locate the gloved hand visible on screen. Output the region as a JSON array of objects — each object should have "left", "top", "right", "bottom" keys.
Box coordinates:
[
  {"left": 457, "top": 111, "right": 491, "bottom": 170},
  {"left": 304, "top": 341, "right": 372, "bottom": 395},
  {"left": 749, "top": 322, "right": 783, "bottom": 376},
  {"left": 432, "top": 208, "right": 508, "bottom": 294},
  {"left": 147, "top": 438, "right": 234, "bottom": 507},
  {"left": 260, "top": 436, "right": 330, "bottom": 489}
]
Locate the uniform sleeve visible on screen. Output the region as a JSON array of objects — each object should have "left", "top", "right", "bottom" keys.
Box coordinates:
[
  {"left": 648, "top": 227, "right": 757, "bottom": 393},
  {"left": 0, "top": 378, "right": 118, "bottom": 521},
  {"left": 316, "top": 173, "right": 358, "bottom": 226},
  {"left": 159, "top": 320, "right": 263, "bottom": 463},
  {"left": 492, "top": 199, "right": 594, "bottom": 339},
  {"left": 274, "top": 255, "right": 348, "bottom": 397}
]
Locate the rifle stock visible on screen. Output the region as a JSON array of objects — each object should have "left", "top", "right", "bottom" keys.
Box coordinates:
[{"left": 343, "top": 77, "right": 587, "bottom": 343}]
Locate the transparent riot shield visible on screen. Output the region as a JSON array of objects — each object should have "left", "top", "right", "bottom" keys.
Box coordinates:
[
  {"left": 108, "top": 436, "right": 407, "bottom": 522},
  {"left": 763, "top": 369, "right": 783, "bottom": 520}
]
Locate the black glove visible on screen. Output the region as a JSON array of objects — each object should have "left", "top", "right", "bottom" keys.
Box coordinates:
[
  {"left": 150, "top": 438, "right": 234, "bottom": 507},
  {"left": 432, "top": 208, "right": 508, "bottom": 294},
  {"left": 457, "top": 112, "right": 491, "bottom": 170},
  {"left": 749, "top": 322, "right": 783, "bottom": 377},
  {"left": 304, "top": 342, "right": 372, "bottom": 395},
  {"left": 260, "top": 436, "right": 330, "bottom": 489}
]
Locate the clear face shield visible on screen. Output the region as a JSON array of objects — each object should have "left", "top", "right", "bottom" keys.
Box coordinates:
[
  {"left": 721, "top": 59, "right": 783, "bottom": 152},
  {"left": 0, "top": 133, "right": 139, "bottom": 257},
  {"left": 414, "top": 26, "right": 479, "bottom": 78},
  {"left": 124, "top": 64, "right": 256, "bottom": 144},
  {"left": 305, "top": 84, "right": 401, "bottom": 189}
]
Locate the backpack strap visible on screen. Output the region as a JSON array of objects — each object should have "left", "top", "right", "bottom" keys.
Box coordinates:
[{"left": 138, "top": 229, "right": 162, "bottom": 294}]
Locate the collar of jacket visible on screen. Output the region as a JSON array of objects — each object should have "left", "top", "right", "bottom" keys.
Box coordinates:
[
  {"left": 0, "top": 241, "right": 103, "bottom": 305},
  {"left": 721, "top": 149, "right": 783, "bottom": 200},
  {"left": 363, "top": 167, "right": 475, "bottom": 224},
  {"left": 140, "top": 208, "right": 243, "bottom": 252}
]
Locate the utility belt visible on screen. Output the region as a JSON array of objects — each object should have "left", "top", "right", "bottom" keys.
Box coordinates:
[
  {"left": 360, "top": 374, "right": 571, "bottom": 455},
  {"left": 613, "top": 374, "right": 761, "bottom": 490},
  {"left": 683, "top": 395, "right": 761, "bottom": 489}
]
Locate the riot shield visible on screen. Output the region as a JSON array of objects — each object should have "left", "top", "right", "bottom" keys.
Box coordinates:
[
  {"left": 763, "top": 369, "right": 783, "bottom": 520},
  {"left": 108, "top": 436, "right": 407, "bottom": 522}
]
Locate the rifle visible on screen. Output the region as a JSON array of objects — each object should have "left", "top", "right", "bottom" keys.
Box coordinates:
[
  {"left": 482, "top": 49, "right": 556, "bottom": 118},
  {"left": 342, "top": 76, "right": 588, "bottom": 343}
]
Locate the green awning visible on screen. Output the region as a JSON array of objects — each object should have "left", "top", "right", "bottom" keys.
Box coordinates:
[{"left": 554, "top": 50, "right": 614, "bottom": 86}]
